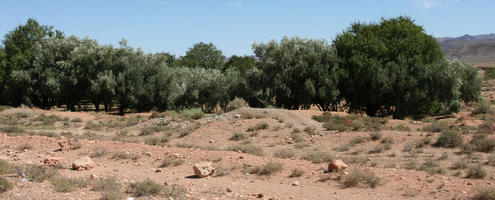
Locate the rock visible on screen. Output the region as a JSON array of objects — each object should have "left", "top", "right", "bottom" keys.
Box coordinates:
[
  {"left": 43, "top": 157, "right": 64, "bottom": 167},
  {"left": 72, "top": 156, "right": 94, "bottom": 171},
  {"left": 328, "top": 159, "right": 348, "bottom": 172},
  {"left": 193, "top": 162, "right": 215, "bottom": 178},
  {"left": 292, "top": 181, "right": 300, "bottom": 186}
]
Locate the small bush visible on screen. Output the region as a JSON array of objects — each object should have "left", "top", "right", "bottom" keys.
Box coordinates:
[
  {"left": 90, "top": 147, "right": 108, "bottom": 158},
  {"left": 0, "top": 160, "right": 15, "bottom": 175},
  {"left": 23, "top": 165, "right": 57, "bottom": 182},
  {"left": 290, "top": 132, "right": 303, "bottom": 143},
  {"left": 91, "top": 177, "right": 122, "bottom": 200},
  {"left": 303, "top": 126, "right": 316, "bottom": 134},
  {"left": 247, "top": 122, "right": 269, "bottom": 132},
  {"left": 433, "top": 131, "right": 463, "bottom": 148},
  {"left": 368, "top": 144, "right": 389, "bottom": 154},
  {"left": 226, "top": 97, "right": 249, "bottom": 111},
  {"left": 342, "top": 168, "right": 381, "bottom": 188},
  {"left": 247, "top": 161, "right": 283, "bottom": 176},
  {"left": 473, "top": 101, "right": 494, "bottom": 115},
  {"left": 423, "top": 121, "right": 449, "bottom": 133},
  {"left": 289, "top": 169, "right": 304, "bottom": 178},
  {"left": 144, "top": 134, "right": 171, "bottom": 146},
  {"left": 380, "top": 136, "right": 394, "bottom": 145},
  {"left": 228, "top": 145, "right": 264, "bottom": 156},
  {"left": 230, "top": 132, "right": 247, "bottom": 141},
  {"left": 181, "top": 108, "right": 204, "bottom": 120},
  {"left": 463, "top": 134, "right": 495, "bottom": 153},
  {"left": 178, "top": 122, "right": 201, "bottom": 138},
  {"left": 215, "top": 167, "right": 229, "bottom": 177},
  {"left": 312, "top": 112, "right": 332, "bottom": 122},
  {"left": 51, "top": 177, "right": 88, "bottom": 193},
  {"left": 128, "top": 179, "right": 163, "bottom": 197},
  {"left": 18, "top": 143, "right": 32, "bottom": 151},
  {"left": 466, "top": 165, "right": 487, "bottom": 179},
  {"left": 274, "top": 149, "right": 295, "bottom": 159},
  {"left": 0, "top": 125, "right": 25, "bottom": 134},
  {"left": 302, "top": 151, "right": 335, "bottom": 163},
  {"left": 392, "top": 125, "right": 411, "bottom": 132},
  {"left": 370, "top": 132, "right": 382, "bottom": 141},
  {"left": 473, "top": 188, "right": 495, "bottom": 200},
  {"left": 450, "top": 160, "right": 468, "bottom": 170},
  {"left": 418, "top": 160, "right": 445, "bottom": 174},
  {"left": 111, "top": 152, "right": 140, "bottom": 161},
  {"left": 70, "top": 118, "right": 83, "bottom": 123},
  {"left": 159, "top": 156, "right": 185, "bottom": 168},
  {"left": 0, "top": 177, "right": 13, "bottom": 194}
]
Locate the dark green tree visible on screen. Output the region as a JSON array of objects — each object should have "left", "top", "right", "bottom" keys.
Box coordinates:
[
  {"left": 223, "top": 55, "right": 256, "bottom": 77},
  {"left": 179, "top": 42, "right": 225, "bottom": 69},
  {"left": 334, "top": 16, "right": 464, "bottom": 118}
]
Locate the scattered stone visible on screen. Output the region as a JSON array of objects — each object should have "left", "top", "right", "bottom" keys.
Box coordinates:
[
  {"left": 90, "top": 174, "right": 99, "bottom": 179},
  {"left": 193, "top": 162, "right": 215, "bottom": 178},
  {"left": 43, "top": 157, "right": 64, "bottom": 167},
  {"left": 328, "top": 159, "right": 348, "bottom": 172},
  {"left": 292, "top": 181, "right": 300, "bottom": 186},
  {"left": 72, "top": 156, "right": 94, "bottom": 171},
  {"left": 144, "top": 152, "right": 152, "bottom": 156},
  {"left": 257, "top": 193, "right": 264, "bottom": 198},
  {"left": 226, "top": 188, "right": 232, "bottom": 192}
]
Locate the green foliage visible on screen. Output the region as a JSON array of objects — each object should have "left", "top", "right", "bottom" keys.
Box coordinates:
[
  {"left": 23, "top": 165, "right": 57, "bottom": 182},
  {"left": 473, "top": 188, "right": 495, "bottom": 200},
  {"left": 462, "top": 134, "right": 495, "bottom": 153},
  {"left": 334, "top": 16, "right": 475, "bottom": 118},
  {"left": 302, "top": 151, "right": 335, "bottom": 163},
  {"left": 253, "top": 37, "right": 341, "bottom": 110},
  {"left": 466, "top": 165, "right": 487, "bottom": 179},
  {"left": 246, "top": 161, "right": 283, "bottom": 176},
  {"left": 90, "top": 177, "right": 122, "bottom": 200},
  {"left": 484, "top": 68, "right": 495, "bottom": 80},
  {"left": 341, "top": 168, "right": 381, "bottom": 188},
  {"left": 179, "top": 42, "right": 225, "bottom": 69},
  {"left": 433, "top": 131, "right": 463, "bottom": 148}
]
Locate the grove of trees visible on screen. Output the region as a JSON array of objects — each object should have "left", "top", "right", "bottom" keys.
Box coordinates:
[{"left": 0, "top": 17, "right": 482, "bottom": 118}]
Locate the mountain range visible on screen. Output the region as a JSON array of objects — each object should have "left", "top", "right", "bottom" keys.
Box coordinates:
[{"left": 436, "top": 33, "right": 495, "bottom": 66}]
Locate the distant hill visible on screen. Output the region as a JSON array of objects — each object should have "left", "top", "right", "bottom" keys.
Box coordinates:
[{"left": 437, "top": 34, "right": 495, "bottom": 67}]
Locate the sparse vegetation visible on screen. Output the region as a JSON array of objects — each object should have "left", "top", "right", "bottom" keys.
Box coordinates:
[
  {"left": 247, "top": 122, "right": 269, "bottom": 132},
  {"left": 473, "top": 188, "right": 495, "bottom": 200},
  {"left": 466, "top": 165, "right": 487, "bottom": 179},
  {"left": 90, "top": 177, "right": 123, "bottom": 200},
  {"left": 370, "top": 132, "right": 382, "bottom": 141},
  {"left": 246, "top": 161, "right": 283, "bottom": 176},
  {"left": 289, "top": 169, "right": 304, "bottom": 178},
  {"left": 23, "top": 165, "right": 57, "bottom": 182},
  {"left": 228, "top": 145, "right": 264, "bottom": 156},
  {"left": 51, "top": 177, "right": 88, "bottom": 193},
  {"left": 111, "top": 152, "right": 140, "bottom": 161},
  {"left": 90, "top": 147, "right": 108, "bottom": 158},
  {"left": 0, "top": 160, "right": 15, "bottom": 175},
  {"left": 274, "top": 149, "right": 295, "bottom": 159},
  {"left": 127, "top": 179, "right": 163, "bottom": 197},
  {"left": 418, "top": 160, "right": 445, "bottom": 174},
  {"left": 230, "top": 132, "right": 247, "bottom": 141},
  {"left": 341, "top": 168, "right": 381, "bottom": 188},
  {"left": 302, "top": 151, "right": 335, "bottom": 163},
  {"left": 433, "top": 131, "right": 463, "bottom": 148},
  {"left": 462, "top": 134, "right": 495, "bottom": 153},
  {"left": 159, "top": 156, "right": 185, "bottom": 168},
  {"left": 0, "top": 177, "right": 13, "bottom": 194}
]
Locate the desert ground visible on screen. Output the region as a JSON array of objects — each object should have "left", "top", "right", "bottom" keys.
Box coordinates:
[{"left": 0, "top": 80, "right": 494, "bottom": 200}]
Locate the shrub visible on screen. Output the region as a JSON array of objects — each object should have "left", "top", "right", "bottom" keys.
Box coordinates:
[
  {"left": 247, "top": 161, "right": 283, "bottom": 176},
  {"left": 23, "top": 165, "right": 57, "bottom": 182},
  {"left": 423, "top": 121, "right": 449, "bottom": 133},
  {"left": 341, "top": 168, "right": 381, "bottom": 188},
  {"left": 0, "top": 160, "right": 15, "bottom": 175},
  {"left": 159, "top": 156, "right": 185, "bottom": 168},
  {"left": 463, "top": 134, "right": 495, "bottom": 153},
  {"left": 290, "top": 132, "right": 303, "bottom": 143},
  {"left": 302, "top": 151, "right": 335, "bottom": 163},
  {"left": 450, "top": 160, "right": 468, "bottom": 170},
  {"left": 274, "top": 149, "right": 295, "bottom": 159},
  {"left": 466, "top": 165, "right": 487, "bottom": 179},
  {"left": 433, "top": 131, "right": 463, "bottom": 148},
  {"left": 312, "top": 112, "right": 332, "bottom": 122},
  {"left": 144, "top": 134, "right": 171, "bottom": 146},
  {"left": 111, "top": 152, "right": 140, "bottom": 161},
  {"left": 215, "top": 167, "right": 229, "bottom": 177},
  {"left": 289, "top": 169, "right": 304, "bottom": 178},
  {"left": 303, "top": 126, "right": 316, "bottom": 134},
  {"left": 18, "top": 143, "right": 32, "bottom": 151},
  {"left": 127, "top": 179, "right": 163, "bottom": 197},
  {"left": 392, "top": 125, "right": 411, "bottom": 132},
  {"left": 226, "top": 97, "right": 249, "bottom": 111},
  {"left": 182, "top": 108, "right": 204, "bottom": 120},
  {"left": 51, "top": 177, "right": 88, "bottom": 193},
  {"left": 473, "top": 188, "right": 495, "bottom": 200},
  {"left": 473, "top": 101, "right": 494, "bottom": 115},
  {"left": 370, "top": 132, "right": 382, "bottom": 141},
  {"left": 91, "top": 177, "right": 122, "bottom": 200},
  {"left": 418, "top": 160, "right": 445, "bottom": 174},
  {"left": 228, "top": 145, "right": 264, "bottom": 156},
  {"left": 0, "top": 125, "right": 25, "bottom": 134},
  {"left": 178, "top": 122, "right": 201, "bottom": 138},
  {"left": 70, "top": 118, "right": 83, "bottom": 123},
  {"left": 90, "top": 147, "right": 108, "bottom": 158},
  {"left": 230, "top": 132, "right": 247, "bottom": 141},
  {"left": 0, "top": 177, "right": 13, "bottom": 194}
]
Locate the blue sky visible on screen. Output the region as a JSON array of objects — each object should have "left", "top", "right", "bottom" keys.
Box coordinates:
[{"left": 1, "top": 0, "right": 493, "bottom": 56}]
